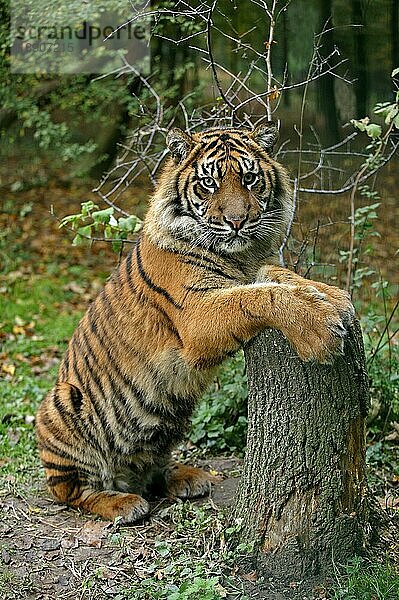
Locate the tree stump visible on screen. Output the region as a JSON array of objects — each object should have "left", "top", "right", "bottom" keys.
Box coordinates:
[{"left": 233, "top": 320, "right": 370, "bottom": 580}]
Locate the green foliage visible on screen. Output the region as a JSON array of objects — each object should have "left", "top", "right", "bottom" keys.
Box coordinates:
[
  {"left": 59, "top": 200, "right": 142, "bottom": 251},
  {"left": 338, "top": 197, "right": 381, "bottom": 291},
  {"left": 351, "top": 118, "right": 382, "bottom": 139},
  {"left": 167, "top": 578, "right": 221, "bottom": 600},
  {"left": 134, "top": 576, "right": 223, "bottom": 600},
  {"left": 123, "top": 502, "right": 249, "bottom": 599},
  {"left": 368, "top": 352, "right": 399, "bottom": 418},
  {"left": 374, "top": 69, "right": 399, "bottom": 128},
  {"left": 331, "top": 556, "right": 399, "bottom": 600},
  {"left": 351, "top": 69, "right": 399, "bottom": 139},
  {"left": 190, "top": 352, "right": 247, "bottom": 454}
]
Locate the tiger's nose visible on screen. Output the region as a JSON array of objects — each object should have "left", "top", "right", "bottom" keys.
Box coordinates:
[{"left": 223, "top": 215, "right": 247, "bottom": 231}]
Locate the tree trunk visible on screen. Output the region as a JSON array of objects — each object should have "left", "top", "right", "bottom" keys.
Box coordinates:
[
  {"left": 317, "top": 0, "right": 340, "bottom": 143},
  {"left": 233, "top": 320, "right": 370, "bottom": 580},
  {"left": 392, "top": 0, "right": 399, "bottom": 88},
  {"left": 351, "top": 0, "right": 369, "bottom": 118}
]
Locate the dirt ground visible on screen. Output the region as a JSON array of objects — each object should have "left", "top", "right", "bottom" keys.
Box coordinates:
[
  {"left": 1, "top": 458, "right": 343, "bottom": 600},
  {"left": 0, "top": 459, "right": 245, "bottom": 600}
]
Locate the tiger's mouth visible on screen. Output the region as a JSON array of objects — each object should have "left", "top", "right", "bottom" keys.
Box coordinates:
[
  {"left": 219, "top": 235, "right": 251, "bottom": 253},
  {"left": 203, "top": 225, "right": 252, "bottom": 253}
]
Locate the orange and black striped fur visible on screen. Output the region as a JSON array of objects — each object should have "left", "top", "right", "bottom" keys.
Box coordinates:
[{"left": 36, "top": 123, "right": 354, "bottom": 523}]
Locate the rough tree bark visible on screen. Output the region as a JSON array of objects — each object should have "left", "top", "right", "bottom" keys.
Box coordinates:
[{"left": 233, "top": 320, "right": 370, "bottom": 580}]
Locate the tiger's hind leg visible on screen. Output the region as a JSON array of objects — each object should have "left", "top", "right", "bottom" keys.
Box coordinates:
[
  {"left": 37, "top": 382, "right": 149, "bottom": 524},
  {"left": 42, "top": 462, "right": 150, "bottom": 524},
  {"left": 165, "top": 463, "right": 217, "bottom": 499}
]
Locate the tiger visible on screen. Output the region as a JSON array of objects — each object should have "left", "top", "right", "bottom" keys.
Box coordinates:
[{"left": 36, "top": 122, "right": 354, "bottom": 524}]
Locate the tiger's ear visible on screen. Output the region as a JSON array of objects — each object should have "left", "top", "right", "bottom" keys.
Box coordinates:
[
  {"left": 251, "top": 121, "right": 279, "bottom": 154},
  {"left": 166, "top": 128, "right": 194, "bottom": 163}
]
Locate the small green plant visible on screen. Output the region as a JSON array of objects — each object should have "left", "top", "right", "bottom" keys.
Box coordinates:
[
  {"left": 168, "top": 577, "right": 222, "bottom": 600},
  {"left": 190, "top": 352, "right": 247, "bottom": 454},
  {"left": 338, "top": 198, "right": 381, "bottom": 291},
  {"left": 331, "top": 556, "right": 399, "bottom": 600},
  {"left": 347, "top": 71, "right": 399, "bottom": 296},
  {"left": 58, "top": 200, "right": 142, "bottom": 252},
  {"left": 124, "top": 503, "right": 248, "bottom": 600}
]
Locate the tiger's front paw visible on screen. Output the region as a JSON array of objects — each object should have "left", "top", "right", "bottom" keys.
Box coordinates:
[
  {"left": 166, "top": 464, "right": 218, "bottom": 499},
  {"left": 278, "top": 285, "right": 354, "bottom": 364},
  {"left": 257, "top": 265, "right": 355, "bottom": 363}
]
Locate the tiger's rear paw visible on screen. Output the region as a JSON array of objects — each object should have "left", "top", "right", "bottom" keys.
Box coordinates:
[
  {"left": 83, "top": 491, "right": 150, "bottom": 524},
  {"left": 116, "top": 494, "right": 150, "bottom": 524},
  {"left": 166, "top": 464, "right": 217, "bottom": 499}
]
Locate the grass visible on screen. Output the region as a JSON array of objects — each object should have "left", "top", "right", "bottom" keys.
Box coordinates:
[
  {"left": 332, "top": 557, "right": 399, "bottom": 600},
  {"left": 0, "top": 269, "right": 85, "bottom": 484},
  {"left": 117, "top": 502, "right": 251, "bottom": 600}
]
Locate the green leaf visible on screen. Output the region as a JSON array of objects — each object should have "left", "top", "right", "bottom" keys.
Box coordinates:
[
  {"left": 351, "top": 118, "right": 366, "bottom": 132},
  {"left": 59, "top": 214, "right": 81, "bottom": 228},
  {"left": 92, "top": 207, "right": 114, "bottom": 224},
  {"left": 81, "top": 201, "right": 98, "bottom": 217},
  {"left": 72, "top": 225, "right": 92, "bottom": 246},
  {"left": 117, "top": 215, "right": 139, "bottom": 232},
  {"left": 112, "top": 240, "right": 122, "bottom": 253},
  {"left": 374, "top": 102, "right": 391, "bottom": 114},
  {"left": 385, "top": 106, "right": 399, "bottom": 125},
  {"left": 365, "top": 123, "right": 382, "bottom": 139}
]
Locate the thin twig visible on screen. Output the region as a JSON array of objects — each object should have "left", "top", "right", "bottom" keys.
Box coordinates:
[
  {"left": 367, "top": 299, "right": 399, "bottom": 365},
  {"left": 264, "top": 0, "right": 278, "bottom": 120}
]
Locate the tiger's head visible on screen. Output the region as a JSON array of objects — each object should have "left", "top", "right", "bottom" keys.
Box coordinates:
[{"left": 147, "top": 123, "right": 293, "bottom": 256}]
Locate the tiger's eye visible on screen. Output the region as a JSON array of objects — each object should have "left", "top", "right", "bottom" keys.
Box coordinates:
[
  {"left": 243, "top": 172, "right": 257, "bottom": 185},
  {"left": 202, "top": 177, "right": 216, "bottom": 189}
]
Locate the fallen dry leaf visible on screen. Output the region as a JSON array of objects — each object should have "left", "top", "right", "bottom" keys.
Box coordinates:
[
  {"left": 28, "top": 505, "right": 42, "bottom": 514},
  {"left": 2, "top": 363, "right": 16, "bottom": 376},
  {"left": 215, "top": 583, "right": 228, "bottom": 597},
  {"left": 7, "top": 429, "right": 20, "bottom": 446},
  {"left": 63, "top": 281, "right": 86, "bottom": 294},
  {"left": 14, "top": 353, "right": 31, "bottom": 364},
  {"left": 61, "top": 536, "right": 78, "bottom": 549},
  {"left": 384, "top": 422, "right": 399, "bottom": 442},
  {"left": 241, "top": 570, "right": 257, "bottom": 582},
  {"left": 12, "top": 325, "right": 25, "bottom": 335},
  {"left": 75, "top": 520, "right": 113, "bottom": 547},
  {"left": 384, "top": 431, "right": 399, "bottom": 442},
  {"left": 12, "top": 321, "right": 35, "bottom": 336}
]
